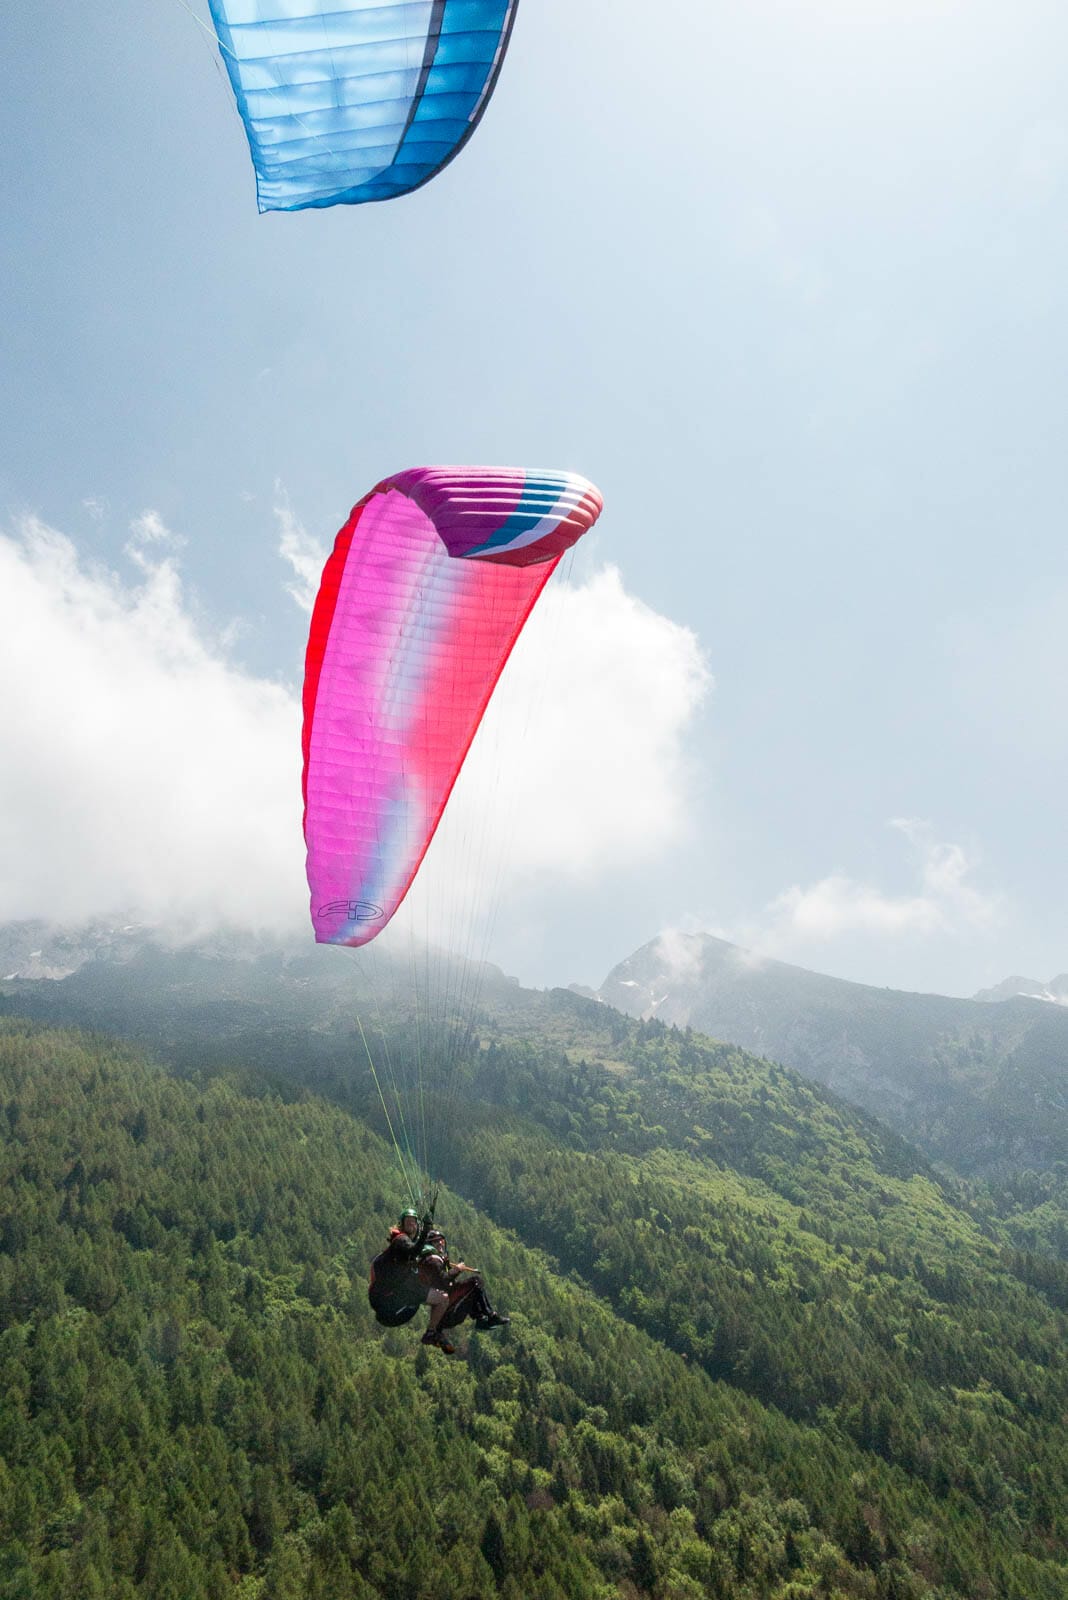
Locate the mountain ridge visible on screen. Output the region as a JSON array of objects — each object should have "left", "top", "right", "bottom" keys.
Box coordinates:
[{"left": 597, "top": 932, "right": 1068, "bottom": 1176}]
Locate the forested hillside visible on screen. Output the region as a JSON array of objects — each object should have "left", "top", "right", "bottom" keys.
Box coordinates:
[{"left": 2, "top": 1014, "right": 1067, "bottom": 1599}]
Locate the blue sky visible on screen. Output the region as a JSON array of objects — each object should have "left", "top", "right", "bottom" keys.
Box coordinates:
[{"left": 3, "top": 0, "right": 1068, "bottom": 995}]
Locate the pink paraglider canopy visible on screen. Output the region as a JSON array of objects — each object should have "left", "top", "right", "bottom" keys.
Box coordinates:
[{"left": 302, "top": 467, "right": 603, "bottom": 946}]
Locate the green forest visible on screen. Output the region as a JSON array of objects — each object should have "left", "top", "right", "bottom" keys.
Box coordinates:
[{"left": 1, "top": 991, "right": 1066, "bottom": 1598}]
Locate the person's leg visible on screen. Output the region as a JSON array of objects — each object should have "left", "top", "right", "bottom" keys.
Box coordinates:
[
  {"left": 414, "top": 1255, "right": 451, "bottom": 1336},
  {"left": 470, "top": 1282, "right": 493, "bottom": 1319},
  {"left": 440, "top": 1279, "right": 481, "bottom": 1329},
  {"left": 424, "top": 1285, "right": 450, "bottom": 1333},
  {"left": 421, "top": 1291, "right": 456, "bottom": 1351},
  {"left": 469, "top": 1277, "right": 509, "bottom": 1329}
]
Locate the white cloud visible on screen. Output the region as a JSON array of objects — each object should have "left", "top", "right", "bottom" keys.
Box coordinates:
[
  {"left": 0, "top": 516, "right": 304, "bottom": 934},
  {"left": 0, "top": 522, "right": 710, "bottom": 973},
  {"left": 759, "top": 818, "right": 998, "bottom": 948},
  {"left": 769, "top": 874, "right": 942, "bottom": 939},
  {"left": 125, "top": 509, "right": 185, "bottom": 570},
  {"left": 394, "top": 564, "right": 712, "bottom": 947},
  {"left": 650, "top": 925, "right": 708, "bottom": 987},
  {"left": 890, "top": 818, "right": 997, "bottom": 926},
  {"left": 275, "top": 489, "right": 327, "bottom": 615},
  {"left": 127, "top": 510, "right": 173, "bottom": 547}
]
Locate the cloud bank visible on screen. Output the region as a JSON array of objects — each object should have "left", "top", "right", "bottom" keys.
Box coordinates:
[
  {"left": 0, "top": 517, "right": 304, "bottom": 934},
  {"left": 646, "top": 820, "right": 1003, "bottom": 1000},
  {"left": 757, "top": 818, "right": 998, "bottom": 955},
  {"left": 0, "top": 516, "right": 709, "bottom": 969},
  {"left": 406, "top": 566, "right": 711, "bottom": 944}
]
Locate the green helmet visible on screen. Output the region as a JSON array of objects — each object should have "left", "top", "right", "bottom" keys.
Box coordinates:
[{"left": 398, "top": 1208, "right": 420, "bottom": 1229}]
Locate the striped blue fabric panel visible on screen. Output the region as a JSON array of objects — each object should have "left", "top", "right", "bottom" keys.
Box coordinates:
[{"left": 207, "top": 0, "right": 516, "bottom": 212}]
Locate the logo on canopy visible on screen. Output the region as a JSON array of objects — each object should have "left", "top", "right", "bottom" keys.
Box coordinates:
[{"left": 317, "top": 900, "right": 384, "bottom": 924}]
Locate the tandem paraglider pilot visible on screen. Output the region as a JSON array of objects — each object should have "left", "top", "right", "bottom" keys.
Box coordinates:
[{"left": 368, "top": 1209, "right": 509, "bottom": 1355}]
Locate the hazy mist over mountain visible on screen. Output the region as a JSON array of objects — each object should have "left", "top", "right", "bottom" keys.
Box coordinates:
[{"left": 4, "top": 915, "right": 1068, "bottom": 1183}]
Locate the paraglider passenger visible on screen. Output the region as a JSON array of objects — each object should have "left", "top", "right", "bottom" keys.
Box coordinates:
[{"left": 417, "top": 1223, "right": 509, "bottom": 1350}]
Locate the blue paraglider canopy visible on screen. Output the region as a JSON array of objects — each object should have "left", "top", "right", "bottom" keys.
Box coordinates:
[{"left": 208, "top": 0, "right": 519, "bottom": 212}]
